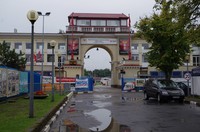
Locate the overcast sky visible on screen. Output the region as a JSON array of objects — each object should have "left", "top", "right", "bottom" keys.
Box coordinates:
[{"left": 0, "top": 0, "right": 155, "bottom": 70}]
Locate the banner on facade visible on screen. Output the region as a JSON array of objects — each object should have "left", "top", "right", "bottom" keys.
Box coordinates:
[
  {"left": 67, "top": 38, "right": 79, "bottom": 55},
  {"left": 119, "top": 38, "right": 129, "bottom": 55}
]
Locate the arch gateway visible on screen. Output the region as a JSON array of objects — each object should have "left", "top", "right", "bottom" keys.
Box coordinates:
[
  {"left": 0, "top": 13, "right": 141, "bottom": 88},
  {"left": 64, "top": 13, "right": 139, "bottom": 87}
]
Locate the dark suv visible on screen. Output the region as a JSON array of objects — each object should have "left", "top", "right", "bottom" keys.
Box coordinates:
[{"left": 143, "top": 79, "right": 185, "bottom": 103}]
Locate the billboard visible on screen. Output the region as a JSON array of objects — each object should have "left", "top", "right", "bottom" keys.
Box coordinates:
[
  {"left": 67, "top": 38, "right": 79, "bottom": 55},
  {"left": 119, "top": 38, "right": 129, "bottom": 55}
]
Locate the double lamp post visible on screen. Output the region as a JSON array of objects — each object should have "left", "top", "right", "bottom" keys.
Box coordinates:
[{"left": 27, "top": 10, "right": 58, "bottom": 117}]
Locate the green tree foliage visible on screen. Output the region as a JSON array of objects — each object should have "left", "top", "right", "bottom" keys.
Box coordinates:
[
  {"left": 135, "top": 0, "right": 192, "bottom": 80},
  {"left": 174, "top": 0, "right": 200, "bottom": 45},
  {"left": 0, "top": 41, "right": 27, "bottom": 71},
  {"left": 84, "top": 68, "right": 111, "bottom": 77}
]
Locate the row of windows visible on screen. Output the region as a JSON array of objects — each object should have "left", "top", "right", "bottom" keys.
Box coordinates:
[
  {"left": 132, "top": 43, "right": 150, "bottom": 50},
  {"left": 76, "top": 19, "right": 127, "bottom": 27},
  {"left": 9, "top": 42, "right": 66, "bottom": 50},
  {"left": 132, "top": 54, "right": 148, "bottom": 62},
  {"left": 26, "top": 54, "right": 66, "bottom": 63},
  {"left": 150, "top": 71, "right": 191, "bottom": 78}
]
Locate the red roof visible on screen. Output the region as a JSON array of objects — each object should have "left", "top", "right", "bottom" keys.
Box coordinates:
[{"left": 68, "top": 13, "right": 129, "bottom": 19}]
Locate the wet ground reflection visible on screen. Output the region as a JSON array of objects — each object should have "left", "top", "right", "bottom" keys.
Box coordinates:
[
  {"left": 60, "top": 108, "right": 131, "bottom": 132},
  {"left": 84, "top": 109, "right": 112, "bottom": 131}
]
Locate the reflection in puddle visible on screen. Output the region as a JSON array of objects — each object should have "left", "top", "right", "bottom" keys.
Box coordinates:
[
  {"left": 84, "top": 109, "right": 111, "bottom": 131},
  {"left": 91, "top": 101, "right": 112, "bottom": 108},
  {"left": 93, "top": 94, "right": 112, "bottom": 99},
  {"left": 60, "top": 108, "right": 131, "bottom": 132}
]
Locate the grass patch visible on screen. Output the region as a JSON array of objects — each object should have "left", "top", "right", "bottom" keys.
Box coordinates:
[{"left": 0, "top": 92, "right": 68, "bottom": 132}]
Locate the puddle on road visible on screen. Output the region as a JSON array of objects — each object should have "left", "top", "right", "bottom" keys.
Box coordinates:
[
  {"left": 91, "top": 101, "right": 112, "bottom": 108},
  {"left": 93, "top": 94, "right": 112, "bottom": 99},
  {"left": 84, "top": 109, "right": 111, "bottom": 131},
  {"left": 60, "top": 108, "right": 131, "bottom": 132}
]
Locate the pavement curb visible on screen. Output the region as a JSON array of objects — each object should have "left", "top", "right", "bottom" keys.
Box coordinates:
[{"left": 41, "top": 92, "right": 73, "bottom": 132}]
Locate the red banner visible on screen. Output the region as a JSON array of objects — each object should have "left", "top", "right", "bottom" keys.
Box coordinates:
[{"left": 56, "top": 77, "right": 76, "bottom": 82}]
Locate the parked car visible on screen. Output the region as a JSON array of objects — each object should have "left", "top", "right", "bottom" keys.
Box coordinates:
[
  {"left": 123, "top": 82, "right": 135, "bottom": 91},
  {"left": 143, "top": 79, "right": 185, "bottom": 103},
  {"left": 175, "top": 82, "right": 191, "bottom": 96}
]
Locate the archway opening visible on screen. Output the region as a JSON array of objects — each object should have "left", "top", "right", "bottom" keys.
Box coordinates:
[
  {"left": 84, "top": 47, "right": 112, "bottom": 86},
  {"left": 84, "top": 48, "right": 111, "bottom": 70}
]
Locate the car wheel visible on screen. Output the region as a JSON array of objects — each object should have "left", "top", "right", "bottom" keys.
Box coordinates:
[
  {"left": 144, "top": 92, "right": 149, "bottom": 100},
  {"left": 157, "top": 94, "right": 162, "bottom": 103}
]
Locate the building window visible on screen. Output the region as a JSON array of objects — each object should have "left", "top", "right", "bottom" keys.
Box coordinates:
[
  {"left": 47, "top": 43, "right": 52, "bottom": 49},
  {"left": 77, "top": 20, "right": 90, "bottom": 26},
  {"left": 47, "top": 54, "right": 54, "bottom": 62},
  {"left": 142, "top": 53, "right": 148, "bottom": 62},
  {"left": 107, "top": 20, "right": 120, "bottom": 26},
  {"left": 26, "top": 54, "right": 31, "bottom": 62},
  {"left": 91, "top": 20, "right": 106, "bottom": 26},
  {"left": 132, "top": 44, "right": 138, "bottom": 50},
  {"left": 58, "top": 54, "right": 66, "bottom": 66},
  {"left": 142, "top": 43, "right": 149, "bottom": 49},
  {"left": 132, "top": 54, "right": 139, "bottom": 61},
  {"left": 26, "top": 43, "right": 31, "bottom": 49},
  {"left": 193, "top": 55, "right": 200, "bottom": 66},
  {"left": 37, "top": 42, "right": 43, "bottom": 49},
  {"left": 58, "top": 43, "right": 66, "bottom": 50},
  {"left": 15, "top": 42, "right": 22, "bottom": 49},
  {"left": 121, "top": 20, "right": 127, "bottom": 26},
  {"left": 5, "top": 42, "right": 11, "bottom": 48}
]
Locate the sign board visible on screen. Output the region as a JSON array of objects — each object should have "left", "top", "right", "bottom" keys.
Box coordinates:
[
  {"left": 81, "top": 38, "right": 117, "bottom": 44},
  {"left": 184, "top": 73, "right": 191, "bottom": 80}
]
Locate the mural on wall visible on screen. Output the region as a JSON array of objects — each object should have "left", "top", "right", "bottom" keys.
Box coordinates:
[
  {"left": 119, "top": 38, "right": 129, "bottom": 55},
  {"left": 67, "top": 38, "right": 79, "bottom": 55},
  {"left": 0, "top": 68, "right": 7, "bottom": 98},
  {"left": 19, "top": 72, "right": 28, "bottom": 94}
]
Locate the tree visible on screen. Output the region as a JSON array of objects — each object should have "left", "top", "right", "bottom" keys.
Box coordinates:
[
  {"left": 174, "top": 0, "right": 200, "bottom": 45},
  {"left": 135, "top": 0, "right": 191, "bottom": 80},
  {"left": 0, "top": 41, "right": 27, "bottom": 71},
  {"left": 84, "top": 68, "right": 111, "bottom": 77}
]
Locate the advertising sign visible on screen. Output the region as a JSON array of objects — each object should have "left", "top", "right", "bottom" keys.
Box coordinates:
[
  {"left": 81, "top": 38, "right": 117, "bottom": 44},
  {"left": 19, "top": 72, "right": 28, "bottom": 94},
  {"left": 119, "top": 38, "right": 129, "bottom": 55},
  {"left": 67, "top": 38, "right": 79, "bottom": 55},
  {"left": 56, "top": 77, "right": 76, "bottom": 83},
  {"left": 75, "top": 78, "right": 88, "bottom": 89}
]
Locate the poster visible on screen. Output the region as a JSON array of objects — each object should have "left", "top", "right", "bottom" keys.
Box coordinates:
[
  {"left": 19, "top": 72, "right": 28, "bottom": 94},
  {"left": 119, "top": 38, "right": 129, "bottom": 55},
  {"left": 7, "top": 70, "right": 19, "bottom": 97},
  {"left": 67, "top": 38, "right": 79, "bottom": 55}
]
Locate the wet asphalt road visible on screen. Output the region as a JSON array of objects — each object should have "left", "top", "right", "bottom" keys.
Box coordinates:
[{"left": 50, "top": 86, "right": 200, "bottom": 132}]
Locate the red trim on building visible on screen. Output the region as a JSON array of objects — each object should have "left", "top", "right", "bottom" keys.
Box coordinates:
[{"left": 68, "top": 13, "right": 129, "bottom": 22}]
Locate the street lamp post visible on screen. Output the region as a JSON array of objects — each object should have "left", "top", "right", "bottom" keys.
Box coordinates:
[
  {"left": 185, "top": 54, "right": 190, "bottom": 96},
  {"left": 50, "top": 40, "right": 57, "bottom": 102},
  {"left": 186, "top": 54, "right": 190, "bottom": 96},
  {"left": 57, "top": 53, "right": 62, "bottom": 95},
  {"left": 37, "top": 11, "right": 51, "bottom": 91},
  {"left": 27, "top": 10, "right": 39, "bottom": 118}
]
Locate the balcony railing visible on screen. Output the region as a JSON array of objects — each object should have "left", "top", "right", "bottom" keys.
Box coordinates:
[{"left": 66, "top": 26, "right": 130, "bottom": 33}]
